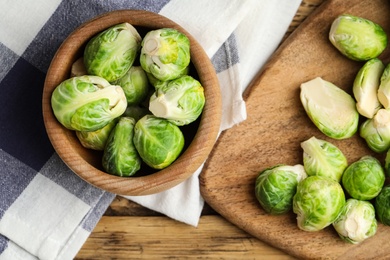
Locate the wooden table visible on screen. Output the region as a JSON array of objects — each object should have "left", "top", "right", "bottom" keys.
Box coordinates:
[{"left": 76, "top": 1, "right": 324, "bottom": 259}]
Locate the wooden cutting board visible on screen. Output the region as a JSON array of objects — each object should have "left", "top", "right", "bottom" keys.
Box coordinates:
[{"left": 200, "top": 0, "right": 390, "bottom": 259}]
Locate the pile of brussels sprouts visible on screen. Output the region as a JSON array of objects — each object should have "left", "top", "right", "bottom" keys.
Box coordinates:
[
  {"left": 255, "top": 14, "right": 390, "bottom": 244},
  {"left": 51, "top": 23, "right": 206, "bottom": 177}
]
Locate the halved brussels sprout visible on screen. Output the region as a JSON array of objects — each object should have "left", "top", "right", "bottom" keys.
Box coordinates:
[
  {"left": 255, "top": 164, "right": 307, "bottom": 215},
  {"left": 76, "top": 118, "right": 118, "bottom": 150},
  {"left": 342, "top": 156, "right": 385, "bottom": 200},
  {"left": 133, "top": 115, "right": 184, "bottom": 169},
  {"left": 378, "top": 63, "right": 390, "bottom": 108},
  {"left": 360, "top": 108, "right": 390, "bottom": 153},
  {"left": 333, "top": 199, "right": 377, "bottom": 244},
  {"left": 329, "top": 14, "right": 388, "bottom": 61},
  {"left": 84, "top": 23, "right": 142, "bottom": 82},
  {"left": 140, "top": 28, "right": 190, "bottom": 81},
  {"left": 300, "top": 77, "right": 359, "bottom": 139},
  {"left": 149, "top": 75, "right": 205, "bottom": 126},
  {"left": 293, "top": 176, "right": 345, "bottom": 232},
  {"left": 102, "top": 117, "right": 141, "bottom": 177},
  {"left": 114, "top": 66, "right": 150, "bottom": 106},
  {"left": 301, "top": 136, "right": 348, "bottom": 182},
  {"left": 375, "top": 185, "right": 390, "bottom": 225},
  {"left": 352, "top": 58, "right": 384, "bottom": 118},
  {"left": 51, "top": 75, "right": 127, "bottom": 131}
]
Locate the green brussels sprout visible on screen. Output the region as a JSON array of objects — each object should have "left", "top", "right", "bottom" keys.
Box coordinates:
[
  {"left": 360, "top": 108, "right": 390, "bottom": 153},
  {"left": 301, "top": 136, "right": 348, "bottom": 182},
  {"left": 102, "top": 117, "right": 141, "bottom": 177},
  {"left": 300, "top": 77, "right": 359, "bottom": 139},
  {"left": 329, "top": 14, "right": 388, "bottom": 61},
  {"left": 84, "top": 23, "right": 142, "bottom": 82},
  {"left": 122, "top": 105, "right": 150, "bottom": 121},
  {"left": 333, "top": 199, "right": 377, "bottom": 244},
  {"left": 342, "top": 156, "right": 385, "bottom": 200},
  {"left": 352, "top": 58, "right": 384, "bottom": 118},
  {"left": 140, "top": 28, "right": 190, "bottom": 81},
  {"left": 133, "top": 115, "right": 184, "bottom": 169},
  {"left": 76, "top": 118, "right": 118, "bottom": 150},
  {"left": 149, "top": 75, "right": 205, "bottom": 126},
  {"left": 375, "top": 185, "right": 390, "bottom": 225},
  {"left": 255, "top": 164, "right": 307, "bottom": 215},
  {"left": 113, "top": 66, "right": 150, "bottom": 106},
  {"left": 378, "top": 63, "right": 390, "bottom": 109},
  {"left": 51, "top": 75, "right": 127, "bottom": 131},
  {"left": 293, "top": 176, "right": 345, "bottom": 232}
]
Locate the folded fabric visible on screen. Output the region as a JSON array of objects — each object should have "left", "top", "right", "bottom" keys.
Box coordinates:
[{"left": 0, "top": 0, "right": 301, "bottom": 259}]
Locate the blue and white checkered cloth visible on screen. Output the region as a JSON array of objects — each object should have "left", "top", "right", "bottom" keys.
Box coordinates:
[{"left": 0, "top": 0, "right": 301, "bottom": 259}]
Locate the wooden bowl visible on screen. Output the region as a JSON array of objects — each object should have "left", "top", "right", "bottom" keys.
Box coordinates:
[{"left": 42, "top": 10, "right": 222, "bottom": 196}]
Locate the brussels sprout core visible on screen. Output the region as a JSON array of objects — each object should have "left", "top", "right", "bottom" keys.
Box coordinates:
[{"left": 300, "top": 77, "right": 359, "bottom": 139}]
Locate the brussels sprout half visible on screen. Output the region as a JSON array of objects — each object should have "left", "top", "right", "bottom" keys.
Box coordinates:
[
  {"left": 333, "top": 199, "right": 377, "bottom": 244},
  {"left": 378, "top": 62, "right": 390, "bottom": 109},
  {"left": 102, "top": 117, "right": 141, "bottom": 177},
  {"left": 352, "top": 58, "right": 384, "bottom": 118},
  {"left": 301, "top": 136, "right": 348, "bottom": 182},
  {"left": 140, "top": 28, "right": 190, "bottom": 81},
  {"left": 342, "top": 156, "right": 385, "bottom": 201},
  {"left": 329, "top": 14, "right": 388, "bottom": 61},
  {"left": 133, "top": 115, "right": 185, "bottom": 169},
  {"left": 84, "top": 23, "right": 142, "bottom": 82},
  {"left": 149, "top": 75, "right": 205, "bottom": 126},
  {"left": 255, "top": 164, "right": 307, "bottom": 215},
  {"left": 360, "top": 108, "right": 390, "bottom": 153},
  {"left": 293, "top": 176, "right": 345, "bottom": 232},
  {"left": 375, "top": 186, "right": 390, "bottom": 226},
  {"left": 51, "top": 75, "right": 127, "bottom": 132},
  {"left": 300, "top": 77, "right": 359, "bottom": 139}
]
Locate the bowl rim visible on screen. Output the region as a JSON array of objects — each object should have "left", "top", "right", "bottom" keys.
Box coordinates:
[{"left": 42, "top": 9, "right": 222, "bottom": 196}]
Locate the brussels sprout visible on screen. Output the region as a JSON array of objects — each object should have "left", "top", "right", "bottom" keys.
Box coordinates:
[
  {"left": 352, "top": 58, "right": 384, "bottom": 118},
  {"left": 293, "top": 176, "right": 345, "bottom": 232},
  {"left": 300, "top": 77, "right": 359, "bottom": 139},
  {"left": 375, "top": 185, "right": 390, "bottom": 225},
  {"left": 133, "top": 115, "right": 184, "bottom": 169},
  {"left": 76, "top": 118, "right": 118, "bottom": 150},
  {"left": 51, "top": 75, "right": 127, "bottom": 132},
  {"left": 114, "top": 66, "right": 150, "bottom": 106},
  {"left": 378, "top": 63, "right": 390, "bottom": 109},
  {"left": 333, "top": 199, "right": 377, "bottom": 244},
  {"left": 342, "top": 156, "right": 385, "bottom": 200},
  {"left": 140, "top": 28, "right": 190, "bottom": 81},
  {"left": 102, "top": 117, "right": 141, "bottom": 176},
  {"left": 360, "top": 108, "right": 390, "bottom": 153},
  {"left": 329, "top": 14, "right": 388, "bottom": 61},
  {"left": 122, "top": 105, "right": 150, "bottom": 121},
  {"left": 84, "top": 23, "right": 142, "bottom": 82},
  {"left": 149, "top": 75, "right": 205, "bottom": 126},
  {"left": 301, "top": 136, "right": 348, "bottom": 182},
  {"left": 255, "top": 164, "right": 307, "bottom": 215}
]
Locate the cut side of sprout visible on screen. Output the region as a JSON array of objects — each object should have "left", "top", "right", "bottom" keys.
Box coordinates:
[{"left": 300, "top": 77, "right": 359, "bottom": 139}]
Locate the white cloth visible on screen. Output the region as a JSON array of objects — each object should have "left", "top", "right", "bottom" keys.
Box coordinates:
[
  {"left": 127, "top": 0, "right": 302, "bottom": 226},
  {"left": 0, "top": 0, "right": 302, "bottom": 259}
]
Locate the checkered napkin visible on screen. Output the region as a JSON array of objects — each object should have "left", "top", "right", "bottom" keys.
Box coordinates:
[{"left": 0, "top": 0, "right": 301, "bottom": 259}]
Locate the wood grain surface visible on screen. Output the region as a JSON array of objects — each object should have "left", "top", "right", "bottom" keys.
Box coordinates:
[{"left": 200, "top": 0, "right": 390, "bottom": 259}]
